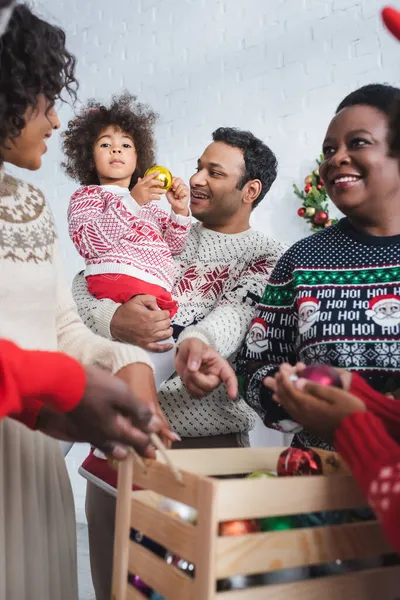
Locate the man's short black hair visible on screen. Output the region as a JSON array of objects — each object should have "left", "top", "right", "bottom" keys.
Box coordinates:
[{"left": 212, "top": 127, "right": 277, "bottom": 209}]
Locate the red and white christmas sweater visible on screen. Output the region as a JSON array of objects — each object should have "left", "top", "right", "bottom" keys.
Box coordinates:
[{"left": 68, "top": 185, "right": 191, "bottom": 292}]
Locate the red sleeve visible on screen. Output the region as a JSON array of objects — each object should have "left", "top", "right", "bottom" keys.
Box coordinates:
[
  {"left": 10, "top": 399, "right": 44, "bottom": 430},
  {"left": 350, "top": 373, "right": 400, "bottom": 439},
  {"left": 0, "top": 339, "right": 86, "bottom": 426},
  {"left": 335, "top": 411, "right": 400, "bottom": 553}
]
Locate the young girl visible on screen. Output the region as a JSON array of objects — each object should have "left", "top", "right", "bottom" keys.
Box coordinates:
[{"left": 63, "top": 93, "right": 191, "bottom": 321}]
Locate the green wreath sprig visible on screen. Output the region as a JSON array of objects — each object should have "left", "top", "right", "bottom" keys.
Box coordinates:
[{"left": 294, "top": 156, "right": 338, "bottom": 232}]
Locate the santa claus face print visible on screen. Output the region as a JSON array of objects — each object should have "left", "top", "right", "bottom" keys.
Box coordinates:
[
  {"left": 298, "top": 299, "right": 321, "bottom": 334},
  {"left": 366, "top": 295, "right": 400, "bottom": 328},
  {"left": 245, "top": 319, "right": 270, "bottom": 357}
]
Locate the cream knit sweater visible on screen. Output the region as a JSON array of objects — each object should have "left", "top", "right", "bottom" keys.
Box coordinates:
[
  {"left": 0, "top": 166, "right": 152, "bottom": 600},
  {"left": 73, "top": 222, "right": 287, "bottom": 438}
]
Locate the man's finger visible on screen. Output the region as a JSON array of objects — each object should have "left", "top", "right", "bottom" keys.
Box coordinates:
[
  {"left": 153, "top": 327, "right": 174, "bottom": 341},
  {"left": 219, "top": 362, "right": 238, "bottom": 399},
  {"left": 187, "top": 341, "right": 206, "bottom": 372}
]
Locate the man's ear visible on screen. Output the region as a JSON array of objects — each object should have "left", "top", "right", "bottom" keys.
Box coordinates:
[{"left": 242, "top": 179, "right": 262, "bottom": 207}]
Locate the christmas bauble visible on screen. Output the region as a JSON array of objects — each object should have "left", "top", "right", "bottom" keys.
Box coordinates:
[
  {"left": 324, "top": 219, "right": 333, "bottom": 228},
  {"left": 259, "top": 515, "right": 294, "bottom": 532},
  {"left": 297, "top": 207, "right": 306, "bottom": 217},
  {"left": 298, "top": 364, "right": 343, "bottom": 388},
  {"left": 304, "top": 184, "right": 312, "bottom": 193},
  {"left": 128, "top": 574, "right": 152, "bottom": 595},
  {"left": 158, "top": 497, "right": 197, "bottom": 524},
  {"left": 313, "top": 210, "right": 328, "bottom": 225},
  {"left": 277, "top": 447, "right": 323, "bottom": 476},
  {"left": 219, "top": 519, "right": 259, "bottom": 536},
  {"left": 247, "top": 471, "right": 276, "bottom": 479},
  {"left": 304, "top": 175, "right": 312, "bottom": 185},
  {"left": 305, "top": 206, "right": 316, "bottom": 217},
  {"left": 166, "top": 553, "right": 195, "bottom": 578},
  {"left": 144, "top": 165, "right": 173, "bottom": 191},
  {"left": 131, "top": 529, "right": 166, "bottom": 559}
]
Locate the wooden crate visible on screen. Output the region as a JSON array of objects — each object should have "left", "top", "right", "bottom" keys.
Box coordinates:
[{"left": 112, "top": 447, "right": 400, "bottom": 600}]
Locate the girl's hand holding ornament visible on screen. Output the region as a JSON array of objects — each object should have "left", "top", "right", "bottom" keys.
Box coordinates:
[
  {"left": 166, "top": 177, "right": 190, "bottom": 216},
  {"left": 131, "top": 170, "right": 165, "bottom": 206}
]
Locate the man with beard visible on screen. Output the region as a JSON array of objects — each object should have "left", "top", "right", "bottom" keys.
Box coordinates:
[{"left": 72, "top": 126, "right": 287, "bottom": 600}]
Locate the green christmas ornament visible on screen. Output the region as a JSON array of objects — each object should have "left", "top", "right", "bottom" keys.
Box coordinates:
[
  {"left": 259, "top": 515, "right": 294, "bottom": 532},
  {"left": 247, "top": 471, "right": 276, "bottom": 479}
]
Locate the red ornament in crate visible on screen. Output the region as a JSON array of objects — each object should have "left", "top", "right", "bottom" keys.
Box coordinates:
[
  {"left": 297, "top": 364, "right": 343, "bottom": 389},
  {"left": 219, "top": 519, "right": 260, "bottom": 536},
  {"left": 277, "top": 447, "right": 323, "bottom": 477}
]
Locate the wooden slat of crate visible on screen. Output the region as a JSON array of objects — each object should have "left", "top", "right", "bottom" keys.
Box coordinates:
[
  {"left": 126, "top": 586, "right": 146, "bottom": 600},
  {"left": 216, "top": 565, "right": 400, "bottom": 600},
  {"left": 162, "top": 447, "right": 284, "bottom": 475},
  {"left": 129, "top": 541, "right": 194, "bottom": 600},
  {"left": 131, "top": 456, "right": 205, "bottom": 509},
  {"left": 162, "top": 447, "right": 349, "bottom": 477},
  {"left": 215, "top": 521, "right": 391, "bottom": 578},
  {"left": 216, "top": 475, "right": 365, "bottom": 520},
  {"left": 130, "top": 493, "right": 197, "bottom": 563}
]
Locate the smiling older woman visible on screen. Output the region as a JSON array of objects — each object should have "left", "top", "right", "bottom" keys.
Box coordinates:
[{"left": 234, "top": 83, "right": 400, "bottom": 450}]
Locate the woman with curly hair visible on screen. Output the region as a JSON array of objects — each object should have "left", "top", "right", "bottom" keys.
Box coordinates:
[
  {"left": 63, "top": 94, "right": 191, "bottom": 321},
  {"left": 0, "top": 5, "right": 176, "bottom": 600}
]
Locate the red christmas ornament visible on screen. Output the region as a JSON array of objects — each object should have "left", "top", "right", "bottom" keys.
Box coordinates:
[
  {"left": 277, "top": 447, "right": 323, "bottom": 476},
  {"left": 298, "top": 364, "right": 343, "bottom": 388},
  {"left": 304, "top": 184, "right": 312, "bottom": 193},
  {"left": 382, "top": 7, "right": 400, "bottom": 41},
  {"left": 297, "top": 207, "right": 306, "bottom": 217},
  {"left": 313, "top": 210, "right": 328, "bottom": 225},
  {"left": 219, "top": 519, "right": 259, "bottom": 536}
]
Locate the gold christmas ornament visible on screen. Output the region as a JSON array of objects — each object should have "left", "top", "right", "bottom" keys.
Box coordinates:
[
  {"left": 144, "top": 165, "right": 173, "bottom": 191},
  {"left": 304, "top": 175, "right": 312, "bottom": 185},
  {"left": 305, "top": 206, "right": 316, "bottom": 217}
]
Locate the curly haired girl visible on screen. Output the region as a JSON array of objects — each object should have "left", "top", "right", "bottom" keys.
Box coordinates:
[{"left": 63, "top": 93, "right": 191, "bottom": 318}]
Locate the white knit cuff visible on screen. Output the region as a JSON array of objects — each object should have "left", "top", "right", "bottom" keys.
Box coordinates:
[
  {"left": 95, "top": 301, "right": 122, "bottom": 340},
  {"left": 111, "top": 342, "right": 155, "bottom": 374},
  {"left": 176, "top": 327, "right": 213, "bottom": 352},
  {"left": 170, "top": 209, "right": 191, "bottom": 225}
]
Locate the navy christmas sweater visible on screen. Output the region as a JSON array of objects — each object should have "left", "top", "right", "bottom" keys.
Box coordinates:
[{"left": 236, "top": 218, "right": 400, "bottom": 450}]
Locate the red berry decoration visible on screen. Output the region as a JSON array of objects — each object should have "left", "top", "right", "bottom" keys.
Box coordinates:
[
  {"left": 297, "top": 207, "right": 305, "bottom": 217},
  {"left": 313, "top": 210, "right": 328, "bottom": 226},
  {"left": 298, "top": 364, "right": 343, "bottom": 388}
]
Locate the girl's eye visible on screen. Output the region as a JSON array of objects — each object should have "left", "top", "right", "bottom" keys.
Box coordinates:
[
  {"left": 123, "top": 143, "right": 132, "bottom": 148},
  {"left": 100, "top": 143, "right": 111, "bottom": 148}
]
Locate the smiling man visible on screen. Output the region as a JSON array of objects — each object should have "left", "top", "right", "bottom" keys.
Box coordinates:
[{"left": 72, "top": 126, "right": 287, "bottom": 600}]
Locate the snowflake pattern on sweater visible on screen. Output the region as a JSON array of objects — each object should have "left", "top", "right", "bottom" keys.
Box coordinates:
[
  {"left": 73, "top": 223, "right": 287, "bottom": 437},
  {"left": 68, "top": 185, "right": 191, "bottom": 292},
  {"left": 236, "top": 218, "right": 400, "bottom": 450}
]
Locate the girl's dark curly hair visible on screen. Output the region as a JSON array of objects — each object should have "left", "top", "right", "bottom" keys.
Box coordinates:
[
  {"left": 0, "top": 4, "right": 77, "bottom": 147},
  {"left": 62, "top": 93, "right": 158, "bottom": 188}
]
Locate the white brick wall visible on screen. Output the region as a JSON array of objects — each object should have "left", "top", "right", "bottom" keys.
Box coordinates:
[{"left": 9, "top": 0, "right": 398, "bottom": 281}]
